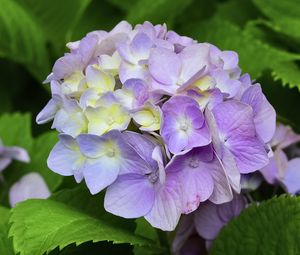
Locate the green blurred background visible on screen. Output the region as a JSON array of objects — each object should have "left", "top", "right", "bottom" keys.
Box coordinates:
[{"left": 1, "top": 0, "right": 300, "bottom": 136}]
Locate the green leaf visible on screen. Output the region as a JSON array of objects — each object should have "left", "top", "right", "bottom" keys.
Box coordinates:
[
  {"left": 0, "top": 0, "right": 50, "bottom": 81},
  {"left": 71, "top": 0, "right": 123, "bottom": 41},
  {"left": 0, "top": 113, "right": 32, "bottom": 151},
  {"left": 253, "top": 0, "right": 300, "bottom": 40},
  {"left": 9, "top": 199, "right": 157, "bottom": 255},
  {"left": 127, "top": 0, "right": 193, "bottom": 26},
  {"left": 0, "top": 206, "right": 14, "bottom": 255},
  {"left": 24, "top": 131, "right": 62, "bottom": 192},
  {"left": 214, "top": 0, "right": 259, "bottom": 27},
  {"left": 185, "top": 19, "right": 300, "bottom": 78},
  {"left": 107, "top": 0, "right": 138, "bottom": 12},
  {"left": 51, "top": 185, "right": 137, "bottom": 234},
  {"left": 17, "top": 0, "right": 92, "bottom": 49},
  {"left": 134, "top": 218, "right": 162, "bottom": 255},
  {"left": 210, "top": 196, "right": 300, "bottom": 255},
  {"left": 271, "top": 62, "right": 300, "bottom": 91}
]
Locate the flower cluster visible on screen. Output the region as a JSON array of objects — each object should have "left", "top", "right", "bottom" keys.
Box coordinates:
[
  {"left": 38, "top": 21, "right": 276, "bottom": 231},
  {"left": 259, "top": 124, "right": 300, "bottom": 194},
  {"left": 172, "top": 123, "right": 300, "bottom": 255}
]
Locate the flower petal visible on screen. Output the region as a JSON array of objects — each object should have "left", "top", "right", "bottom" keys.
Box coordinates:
[
  {"left": 104, "top": 174, "right": 155, "bottom": 218},
  {"left": 9, "top": 173, "right": 50, "bottom": 207},
  {"left": 145, "top": 173, "right": 182, "bottom": 231}
]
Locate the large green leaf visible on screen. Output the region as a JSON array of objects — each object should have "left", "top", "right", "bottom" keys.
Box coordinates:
[
  {"left": 23, "top": 131, "right": 62, "bottom": 192},
  {"left": 271, "top": 62, "right": 300, "bottom": 91},
  {"left": 0, "top": 206, "right": 14, "bottom": 255},
  {"left": 9, "top": 199, "right": 157, "bottom": 255},
  {"left": 184, "top": 19, "right": 300, "bottom": 78},
  {"left": 127, "top": 0, "right": 193, "bottom": 26},
  {"left": 210, "top": 196, "right": 300, "bottom": 255},
  {"left": 0, "top": 0, "right": 49, "bottom": 81},
  {"left": 214, "top": 0, "right": 259, "bottom": 27},
  {"left": 253, "top": 0, "right": 300, "bottom": 40},
  {"left": 0, "top": 113, "right": 32, "bottom": 151},
  {"left": 108, "top": 0, "right": 138, "bottom": 12},
  {"left": 17, "top": 0, "right": 92, "bottom": 49}
]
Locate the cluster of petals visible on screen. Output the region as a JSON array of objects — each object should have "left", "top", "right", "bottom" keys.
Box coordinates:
[
  {"left": 259, "top": 124, "right": 300, "bottom": 194},
  {"left": 38, "top": 21, "right": 276, "bottom": 230},
  {"left": 172, "top": 194, "right": 246, "bottom": 254}
]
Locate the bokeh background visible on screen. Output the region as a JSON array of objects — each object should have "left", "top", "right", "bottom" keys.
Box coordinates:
[{"left": 1, "top": 0, "right": 300, "bottom": 137}]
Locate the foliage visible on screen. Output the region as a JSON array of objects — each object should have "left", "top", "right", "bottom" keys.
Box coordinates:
[{"left": 211, "top": 196, "right": 300, "bottom": 255}]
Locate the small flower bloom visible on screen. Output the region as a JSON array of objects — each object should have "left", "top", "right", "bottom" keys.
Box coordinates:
[
  {"left": 161, "top": 96, "right": 211, "bottom": 154},
  {"left": 166, "top": 145, "right": 233, "bottom": 214},
  {"left": 104, "top": 132, "right": 182, "bottom": 231},
  {"left": 148, "top": 44, "right": 210, "bottom": 94},
  {"left": 194, "top": 194, "right": 246, "bottom": 242},
  {"left": 206, "top": 100, "right": 269, "bottom": 174}
]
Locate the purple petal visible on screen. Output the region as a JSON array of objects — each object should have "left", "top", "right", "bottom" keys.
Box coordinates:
[
  {"left": 272, "top": 124, "right": 300, "bottom": 149},
  {"left": 212, "top": 100, "right": 255, "bottom": 138},
  {"left": 168, "top": 147, "right": 214, "bottom": 214},
  {"left": 9, "top": 173, "right": 50, "bottom": 207},
  {"left": 283, "top": 158, "right": 300, "bottom": 194},
  {"left": 1, "top": 146, "right": 30, "bottom": 163},
  {"left": 119, "top": 61, "right": 148, "bottom": 83},
  {"left": 218, "top": 146, "right": 241, "bottom": 193},
  {"left": 148, "top": 47, "right": 181, "bottom": 85},
  {"left": 82, "top": 157, "right": 120, "bottom": 194},
  {"left": 130, "top": 33, "right": 153, "bottom": 60},
  {"left": 179, "top": 43, "right": 210, "bottom": 81},
  {"left": 209, "top": 150, "right": 234, "bottom": 204},
  {"left": 221, "top": 51, "right": 239, "bottom": 70},
  {"left": 194, "top": 202, "right": 225, "bottom": 240},
  {"left": 52, "top": 53, "right": 83, "bottom": 80},
  {"left": 104, "top": 174, "right": 155, "bottom": 218},
  {"left": 145, "top": 173, "right": 182, "bottom": 231},
  {"left": 260, "top": 148, "right": 288, "bottom": 184},
  {"left": 36, "top": 98, "right": 60, "bottom": 124},
  {"left": 241, "top": 84, "right": 276, "bottom": 143},
  {"left": 0, "top": 158, "right": 11, "bottom": 172},
  {"left": 211, "top": 69, "right": 241, "bottom": 98},
  {"left": 171, "top": 215, "right": 195, "bottom": 254},
  {"left": 227, "top": 136, "right": 269, "bottom": 174},
  {"left": 123, "top": 131, "right": 157, "bottom": 170},
  {"left": 47, "top": 135, "right": 84, "bottom": 177}
]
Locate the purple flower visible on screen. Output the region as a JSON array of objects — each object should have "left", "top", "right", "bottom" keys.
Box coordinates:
[
  {"left": 194, "top": 194, "right": 246, "bottom": 242},
  {"left": 48, "top": 131, "right": 150, "bottom": 195},
  {"left": 148, "top": 44, "right": 210, "bottom": 94},
  {"left": 104, "top": 132, "right": 182, "bottom": 231},
  {"left": 114, "top": 79, "right": 150, "bottom": 111},
  {"left": 260, "top": 124, "right": 300, "bottom": 188},
  {"left": 206, "top": 100, "right": 269, "bottom": 174},
  {"left": 166, "top": 145, "right": 233, "bottom": 214},
  {"left": 118, "top": 32, "right": 154, "bottom": 83},
  {"left": 282, "top": 158, "right": 300, "bottom": 194},
  {"left": 241, "top": 84, "right": 276, "bottom": 143},
  {"left": 165, "top": 30, "right": 195, "bottom": 53},
  {"left": 9, "top": 172, "right": 50, "bottom": 207},
  {"left": 0, "top": 141, "right": 30, "bottom": 172},
  {"left": 161, "top": 96, "right": 211, "bottom": 154}
]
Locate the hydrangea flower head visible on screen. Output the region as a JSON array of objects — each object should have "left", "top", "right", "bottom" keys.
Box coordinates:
[{"left": 38, "top": 21, "right": 276, "bottom": 230}]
